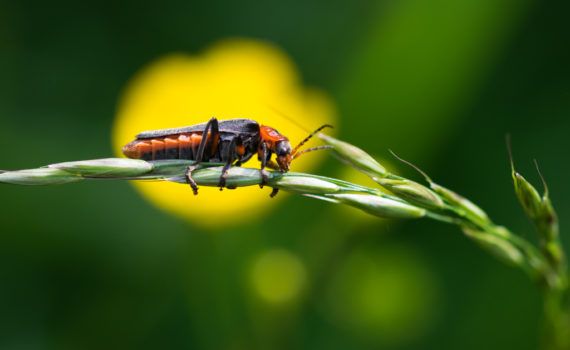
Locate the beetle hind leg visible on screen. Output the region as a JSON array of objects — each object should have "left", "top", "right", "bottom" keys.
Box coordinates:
[
  {"left": 193, "top": 117, "right": 220, "bottom": 167},
  {"left": 185, "top": 117, "right": 220, "bottom": 195}
]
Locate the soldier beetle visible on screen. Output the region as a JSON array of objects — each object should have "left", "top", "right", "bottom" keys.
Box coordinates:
[{"left": 122, "top": 118, "right": 332, "bottom": 196}]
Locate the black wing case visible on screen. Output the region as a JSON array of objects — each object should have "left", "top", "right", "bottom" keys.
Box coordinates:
[{"left": 135, "top": 118, "right": 260, "bottom": 139}]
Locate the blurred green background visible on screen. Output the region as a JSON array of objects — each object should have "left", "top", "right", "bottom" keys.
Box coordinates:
[{"left": 1, "top": 0, "right": 569, "bottom": 349}]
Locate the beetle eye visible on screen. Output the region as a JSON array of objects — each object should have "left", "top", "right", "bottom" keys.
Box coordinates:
[{"left": 275, "top": 141, "right": 292, "bottom": 156}]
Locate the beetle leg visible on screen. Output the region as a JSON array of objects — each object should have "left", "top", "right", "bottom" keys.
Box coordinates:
[
  {"left": 185, "top": 165, "right": 199, "bottom": 195},
  {"left": 265, "top": 160, "right": 280, "bottom": 171},
  {"left": 218, "top": 136, "right": 243, "bottom": 190},
  {"left": 186, "top": 117, "right": 220, "bottom": 194},
  {"left": 194, "top": 117, "right": 220, "bottom": 165},
  {"left": 266, "top": 159, "right": 280, "bottom": 197},
  {"left": 259, "top": 141, "right": 269, "bottom": 188}
]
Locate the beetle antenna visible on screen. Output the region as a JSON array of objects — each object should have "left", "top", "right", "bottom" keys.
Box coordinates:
[
  {"left": 291, "top": 124, "right": 334, "bottom": 156},
  {"left": 265, "top": 104, "right": 311, "bottom": 133},
  {"left": 291, "top": 145, "right": 333, "bottom": 160}
]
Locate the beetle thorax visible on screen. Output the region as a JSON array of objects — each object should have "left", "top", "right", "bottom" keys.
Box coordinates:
[
  {"left": 260, "top": 126, "right": 288, "bottom": 144},
  {"left": 260, "top": 125, "right": 292, "bottom": 171}
]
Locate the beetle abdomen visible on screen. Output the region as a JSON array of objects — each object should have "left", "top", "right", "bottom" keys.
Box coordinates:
[{"left": 122, "top": 133, "right": 215, "bottom": 161}]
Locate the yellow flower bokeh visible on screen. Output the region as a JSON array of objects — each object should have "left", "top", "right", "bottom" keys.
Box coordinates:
[
  {"left": 249, "top": 249, "right": 307, "bottom": 305},
  {"left": 113, "top": 38, "right": 337, "bottom": 228}
]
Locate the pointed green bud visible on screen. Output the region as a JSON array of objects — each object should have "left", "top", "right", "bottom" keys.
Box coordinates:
[
  {"left": 374, "top": 177, "right": 444, "bottom": 210},
  {"left": 537, "top": 196, "right": 559, "bottom": 242},
  {"left": 532, "top": 161, "right": 559, "bottom": 243},
  {"left": 430, "top": 182, "right": 490, "bottom": 226},
  {"left": 462, "top": 226, "right": 524, "bottom": 267},
  {"left": 509, "top": 156, "right": 562, "bottom": 268},
  {"left": 0, "top": 168, "right": 80, "bottom": 185},
  {"left": 507, "top": 141, "right": 544, "bottom": 223},
  {"left": 49, "top": 158, "right": 153, "bottom": 178},
  {"left": 318, "top": 133, "right": 387, "bottom": 178},
  {"left": 327, "top": 193, "right": 425, "bottom": 219},
  {"left": 536, "top": 193, "right": 563, "bottom": 271},
  {"left": 512, "top": 171, "right": 542, "bottom": 220}
]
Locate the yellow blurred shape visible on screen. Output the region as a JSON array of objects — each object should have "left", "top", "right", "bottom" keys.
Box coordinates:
[
  {"left": 113, "top": 38, "right": 336, "bottom": 227},
  {"left": 250, "top": 249, "right": 307, "bottom": 305}
]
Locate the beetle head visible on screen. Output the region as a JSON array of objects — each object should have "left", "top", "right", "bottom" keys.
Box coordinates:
[
  {"left": 275, "top": 140, "right": 292, "bottom": 172},
  {"left": 278, "top": 124, "right": 335, "bottom": 172},
  {"left": 260, "top": 124, "right": 334, "bottom": 172}
]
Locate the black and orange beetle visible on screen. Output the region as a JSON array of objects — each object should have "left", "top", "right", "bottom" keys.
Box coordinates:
[{"left": 122, "top": 118, "right": 332, "bottom": 195}]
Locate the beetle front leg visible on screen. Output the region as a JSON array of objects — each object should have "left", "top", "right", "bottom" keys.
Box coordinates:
[
  {"left": 258, "top": 142, "right": 281, "bottom": 196},
  {"left": 266, "top": 160, "right": 281, "bottom": 197},
  {"left": 259, "top": 141, "right": 270, "bottom": 188},
  {"left": 265, "top": 160, "right": 280, "bottom": 171}
]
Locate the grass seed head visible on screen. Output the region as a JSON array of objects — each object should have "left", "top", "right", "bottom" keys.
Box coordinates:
[
  {"left": 49, "top": 158, "right": 153, "bottom": 178},
  {"left": 272, "top": 175, "right": 341, "bottom": 194},
  {"left": 513, "top": 172, "right": 543, "bottom": 220},
  {"left": 318, "top": 134, "right": 388, "bottom": 178},
  {"left": 375, "top": 177, "right": 444, "bottom": 210},
  {"left": 430, "top": 182, "right": 490, "bottom": 226},
  {"left": 538, "top": 196, "right": 559, "bottom": 242},
  {"left": 462, "top": 226, "right": 524, "bottom": 267},
  {"left": 327, "top": 193, "right": 426, "bottom": 219},
  {"left": 0, "top": 168, "right": 80, "bottom": 185}
]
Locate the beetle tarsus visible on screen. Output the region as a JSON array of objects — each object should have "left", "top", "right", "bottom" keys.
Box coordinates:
[
  {"left": 185, "top": 165, "right": 199, "bottom": 195},
  {"left": 270, "top": 188, "right": 279, "bottom": 197},
  {"left": 259, "top": 169, "right": 269, "bottom": 188}
]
